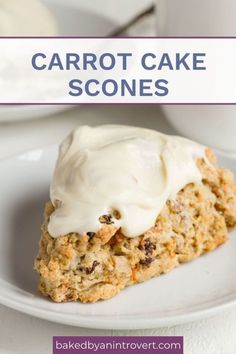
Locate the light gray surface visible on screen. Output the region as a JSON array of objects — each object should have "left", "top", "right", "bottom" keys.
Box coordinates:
[{"left": 1, "top": 305, "right": 236, "bottom": 354}]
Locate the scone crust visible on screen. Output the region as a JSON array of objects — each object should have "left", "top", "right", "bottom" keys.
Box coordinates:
[{"left": 35, "top": 149, "right": 236, "bottom": 303}]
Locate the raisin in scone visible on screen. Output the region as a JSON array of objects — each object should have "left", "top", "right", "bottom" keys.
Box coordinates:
[{"left": 34, "top": 125, "right": 236, "bottom": 303}]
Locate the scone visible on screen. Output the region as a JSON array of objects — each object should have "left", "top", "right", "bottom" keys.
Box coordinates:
[{"left": 34, "top": 125, "right": 236, "bottom": 303}]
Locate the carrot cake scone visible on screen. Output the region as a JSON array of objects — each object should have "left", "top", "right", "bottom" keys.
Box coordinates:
[{"left": 35, "top": 125, "right": 236, "bottom": 303}]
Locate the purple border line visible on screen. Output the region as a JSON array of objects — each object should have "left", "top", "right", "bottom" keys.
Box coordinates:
[
  {"left": 0, "top": 36, "right": 236, "bottom": 39},
  {"left": 1, "top": 103, "right": 236, "bottom": 106}
]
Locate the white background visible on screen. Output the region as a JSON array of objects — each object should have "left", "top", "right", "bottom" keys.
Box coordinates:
[{"left": 1, "top": 38, "right": 236, "bottom": 104}]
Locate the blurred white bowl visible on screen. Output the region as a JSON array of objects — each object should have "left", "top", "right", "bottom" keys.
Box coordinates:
[
  {"left": 0, "top": 0, "right": 118, "bottom": 122},
  {"left": 163, "top": 106, "right": 236, "bottom": 152},
  {"left": 0, "top": 105, "right": 71, "bottom": 123}
]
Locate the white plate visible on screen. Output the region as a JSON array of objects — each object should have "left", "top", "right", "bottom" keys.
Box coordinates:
[{"left": 0, "top": 143, "right": 236, "bottom": 330}]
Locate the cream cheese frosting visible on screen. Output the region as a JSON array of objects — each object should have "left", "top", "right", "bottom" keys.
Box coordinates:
[
  {"left": 0, "top": 0, "right": 57, "bottom": 36},
  {"left": 48, "top": 125, "right": 206, "bottom": 238}
]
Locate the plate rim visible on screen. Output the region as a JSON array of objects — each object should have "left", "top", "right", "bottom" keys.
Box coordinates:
[{"left": 1, "top": 285, "right": 236, "bottom": 329}]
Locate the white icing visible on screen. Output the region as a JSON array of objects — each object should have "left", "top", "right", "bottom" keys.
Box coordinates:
[{"left": 48, "top": 125, "right": 206, "bottom": 238}]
